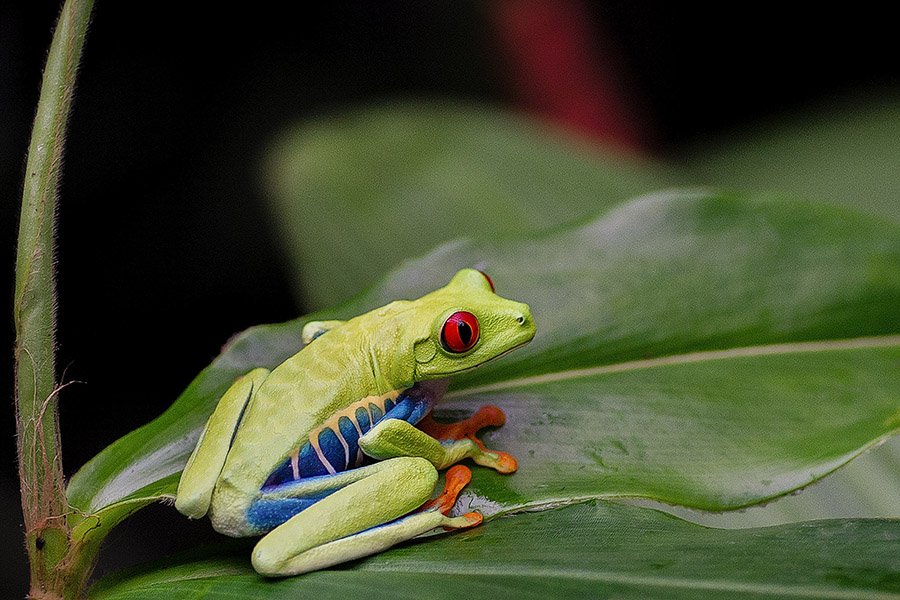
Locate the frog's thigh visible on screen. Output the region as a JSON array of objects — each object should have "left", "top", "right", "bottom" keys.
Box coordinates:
[
  {"left": 176, "top": 367, "right": 270, "bottom": 519},
  {"left": 248, "top": 459, "right": 411, "bottom": 531},
  {"left": 251, "top": 456, "right": 439, "bottom": 576}
]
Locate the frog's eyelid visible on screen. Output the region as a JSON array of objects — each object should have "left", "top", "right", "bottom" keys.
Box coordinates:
[{"left": 477, "top": 270, "right": 495, "bottom": 292}]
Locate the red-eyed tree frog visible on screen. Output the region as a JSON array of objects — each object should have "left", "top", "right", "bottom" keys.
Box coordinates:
[{"left": 175, "top": 269, "right": 535, "bottom": 576}]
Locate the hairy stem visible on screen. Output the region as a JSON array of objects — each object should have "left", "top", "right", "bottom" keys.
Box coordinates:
[{"left": 14, "top": 0, "right": 93, "bottom": 597}]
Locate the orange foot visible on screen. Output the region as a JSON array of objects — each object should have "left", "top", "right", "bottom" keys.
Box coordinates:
[
  {"left": 419, "top": 405, "right": 505, "bottom": 440},
  {"left": 418, "top": 465, "right": 483, "bottom": 530},
  {"left": 420, "top": 405, "right": 518, "bottom": 474},
  {"left": 420, "top": 464, "right": 472, "bottom": 515}
]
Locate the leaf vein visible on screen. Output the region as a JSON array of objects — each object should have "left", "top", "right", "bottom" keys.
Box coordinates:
[{"left": 449, "top": 334, "right": 900, "bottom": 397}]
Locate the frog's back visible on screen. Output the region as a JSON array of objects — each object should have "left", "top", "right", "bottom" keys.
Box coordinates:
[{"left": 218, "top": 324, "right": 371, "bottom": 491}]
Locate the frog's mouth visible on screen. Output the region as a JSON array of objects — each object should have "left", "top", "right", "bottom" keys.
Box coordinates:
[
  {"left": 479, "top": 339, "right": 533, "bottom": 367},
  {"left": 426, "top": 338, "right": 533, "bottom": 380}
]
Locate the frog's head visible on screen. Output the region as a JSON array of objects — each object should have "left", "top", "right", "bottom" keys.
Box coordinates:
[{"left": 408, "top": 268, "right": 535, "bottom": 380}]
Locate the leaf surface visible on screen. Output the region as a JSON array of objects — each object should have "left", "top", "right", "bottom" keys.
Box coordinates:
[
  {"left": 90, "top": 501, "right": 900, "bottom": 600},
  {"left": 680, "top": 92, "right": 900, "bottom": 524}
]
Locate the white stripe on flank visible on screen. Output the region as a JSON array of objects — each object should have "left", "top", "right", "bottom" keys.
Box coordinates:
[
  {"left": 289, "top": 449, "right": 300, "bottom": 480},
  {"left": 299, "top": 390, "right": 402, "bottom": 474},
  {"left": 447, "top": 334, "right": 900, "bottom": 398},
  {"left": 333, "top": 426, "right": 350, "bottom": 470},
  {"left": 309, "top": 434, "right": 336, "bottom": 475},
  {"left": 350, "top": 412, "right": 364, "bottom": 438}
]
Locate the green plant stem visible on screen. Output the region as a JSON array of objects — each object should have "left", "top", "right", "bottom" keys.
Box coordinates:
[{"left": 14, "top": 0, "right": 93, "bottom": 598}]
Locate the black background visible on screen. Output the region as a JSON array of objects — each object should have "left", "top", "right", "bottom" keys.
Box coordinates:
[{"left": 2, "top": 2, "right": 897, "bottom": 595}]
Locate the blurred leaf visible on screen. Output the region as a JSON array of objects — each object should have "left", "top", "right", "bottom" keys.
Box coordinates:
[
  {"left": 90, "top": 501, "right": 900, "bottom": 600},
  {"left": 683, "top": 90, "right": 900, "bottom": 223},
  {"left": 68, "top": 191, "right": 900, "bottom": 520},
  {"left": 264, "top": 102, "right": 679, "bottom": 309}
]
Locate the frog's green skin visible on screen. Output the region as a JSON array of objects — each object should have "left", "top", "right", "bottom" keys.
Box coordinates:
[{"left": 175, "top": 269, "right": 534, "bottom": 576}]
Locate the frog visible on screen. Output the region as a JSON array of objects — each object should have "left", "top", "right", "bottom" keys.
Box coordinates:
[{"left": 175, "top": 269, "right": 535, "bottom": 577}]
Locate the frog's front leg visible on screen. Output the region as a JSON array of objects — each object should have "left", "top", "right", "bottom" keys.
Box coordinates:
[
  {"left": 250, "top": 457, "right": 478, "bottom": 576},
  {"left": 358, "top": 410, "right": 516, "bottom": 474},
  {"left": 419, "top": 404, "right": 518, "bottom": 472}
]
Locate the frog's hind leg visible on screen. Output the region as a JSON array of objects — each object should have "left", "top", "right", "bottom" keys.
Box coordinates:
[
  {"left": 250, "top": 457, "right": 479, "bottom": 577},
  {"left": 176, "top": 368, "right": 270, "bottom": 519}
]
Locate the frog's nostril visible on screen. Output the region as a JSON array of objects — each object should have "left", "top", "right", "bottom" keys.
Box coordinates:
[{"left": 516, "top": 315, "right": 526, "bottom": 325}]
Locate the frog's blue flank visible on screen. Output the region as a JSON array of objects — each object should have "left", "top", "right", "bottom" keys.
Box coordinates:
[
  {"left": 260, "top": 386, "right": 432, "bottom": 491},
  {"left": 251, "top": 386, "right": 436, "bottom": 530}
]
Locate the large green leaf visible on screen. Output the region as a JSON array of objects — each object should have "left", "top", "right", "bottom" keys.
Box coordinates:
[
  {"left": 90, "top": 501, "right": 900, "bottom": 600},
  {"left": 264, "top": 102, "right": 679, "bottom": 308},
  {"left": 679, "top": 91, "right": 900, "bottom": 526},
  {"left": 68, "top": 191, "right": 900, "bottom": 527}
]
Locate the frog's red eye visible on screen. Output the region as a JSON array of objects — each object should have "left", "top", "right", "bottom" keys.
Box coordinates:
[
  {"left": 440, "top": 311, "right": 480, "bottom": 353},
  {"left": 478, "top": 270, "right": 495, "bottom": 292}
]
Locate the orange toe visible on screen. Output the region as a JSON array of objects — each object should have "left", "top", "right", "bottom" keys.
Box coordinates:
[
  {"left": 491, "top": 449, "right": 518, "bottom": 474},
  {"left": 461, "top": 511, "right": 483, "bottom": 527},
  {"left": 468, "top": 434, "right": 518, "bottom": 474},
  {"left": 420, "top": 465, "right": 473, "bottom": 515}
]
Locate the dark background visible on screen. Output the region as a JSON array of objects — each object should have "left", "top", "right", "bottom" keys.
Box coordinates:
[{"left": 2, "top": 1, "right": 898, "bottom": 595}]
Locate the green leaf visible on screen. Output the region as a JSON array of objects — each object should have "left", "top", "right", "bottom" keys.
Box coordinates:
[
  {"left": 453, "top": 338, "right": 900, "bottom": 511},
  {"left": 261, "top": 99, "right": 900, "bottom": 526},
  {"left": 680, "top": 91, "right": 900, "bottom": 526},
  {"left": 660, "top": 435, "right": 900, "bottom": 528},
  {"left": 90, "top": 501, "right": 900, "bottom": 600},
  {"left": 68, "top": 191, "right": 900, "bottom": 521},
  {"left": 264, "top": 102, "right": 679, "bottom": 308}
]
